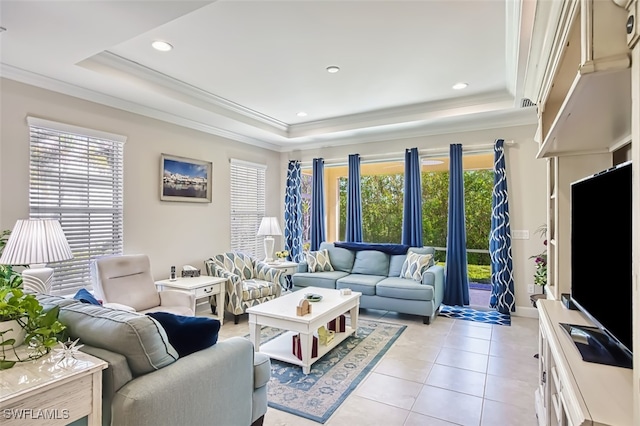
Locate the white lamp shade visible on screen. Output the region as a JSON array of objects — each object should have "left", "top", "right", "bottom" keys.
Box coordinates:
[
  {"left": 0, "top": 219, "right": 73, "bottom": 265},
  {"left": 257, "top": 217, "right": 282, "bottom": 237}
]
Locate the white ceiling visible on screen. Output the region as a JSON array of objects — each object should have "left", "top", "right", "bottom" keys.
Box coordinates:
[{"left": 0, "top": 0, "right": 539, "bottom": 152}]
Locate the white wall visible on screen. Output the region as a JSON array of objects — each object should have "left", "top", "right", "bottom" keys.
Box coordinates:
[
  {"left": 281, "top": 125, "right": 547, "bottom": 315},
  {"left": 0, "top": 79, "right": 282, "bottom": 280},
  {"left": 1, "top": 78, "right": 548, "bottom": 315}
]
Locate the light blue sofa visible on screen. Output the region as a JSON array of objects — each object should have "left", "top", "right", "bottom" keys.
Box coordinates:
[{"left": 292, "top": 242, "right": 445, "bottom": 324}]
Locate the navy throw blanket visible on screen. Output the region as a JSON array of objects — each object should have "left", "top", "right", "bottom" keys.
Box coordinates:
[{"left": 333, "top": 242, "right": 410, "bottom": 255}]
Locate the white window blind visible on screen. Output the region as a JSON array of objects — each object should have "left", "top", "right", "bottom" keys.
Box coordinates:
[
  {"left": 230, "top": 159, "right": 266, "bottom": 258},
  {"left": 27, "top": 117, "right": 125, "bottom": 295}
]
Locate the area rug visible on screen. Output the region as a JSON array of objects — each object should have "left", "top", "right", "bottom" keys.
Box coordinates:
[
  {"left": 246, "top": 319, "right": 406, "bottom": 423},
  {"left": 439, "top": 305, "right": 511, "bottom": 326}
]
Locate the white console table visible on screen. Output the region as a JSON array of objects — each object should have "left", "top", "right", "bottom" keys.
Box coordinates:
[{"left": 536, "top": 299, "right": 633, "bottom": 426}]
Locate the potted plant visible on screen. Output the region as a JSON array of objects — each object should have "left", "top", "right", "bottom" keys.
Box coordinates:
[
  {"left": 0, "top": 287, "right": 66, "bottom": 369},
  {"left": 529, "top": 224, "right": 548, "bottom": 292}
]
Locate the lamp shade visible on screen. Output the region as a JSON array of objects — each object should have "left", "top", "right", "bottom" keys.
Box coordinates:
[
  {"left": 0, "top": 219, "right": 73, "bottom": 265},
  {"left": 257, "top": 217, "right": 282, "bottom": 237}
]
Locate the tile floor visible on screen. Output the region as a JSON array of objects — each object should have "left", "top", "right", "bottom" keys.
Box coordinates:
[{"left": 210, "top": 305, "right": 540, "bottom": 426}]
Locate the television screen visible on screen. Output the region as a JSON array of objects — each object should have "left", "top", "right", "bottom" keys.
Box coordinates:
[{"left": 570, "top": 161, "right": 632, "bottom": 354}]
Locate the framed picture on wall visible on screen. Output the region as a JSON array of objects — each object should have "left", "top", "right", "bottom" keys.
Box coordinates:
[{"left": 160, "top": 154, "right": 213, "bottom": 203}]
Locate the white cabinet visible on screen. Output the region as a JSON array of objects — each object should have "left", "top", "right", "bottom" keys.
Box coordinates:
[{"left": 536, "top": 299, "right": 633, "bottom": 426}]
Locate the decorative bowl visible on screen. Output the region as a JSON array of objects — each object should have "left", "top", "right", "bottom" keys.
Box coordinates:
[{"left": 304, "top": 293, "right": 323, "bottom": 302}]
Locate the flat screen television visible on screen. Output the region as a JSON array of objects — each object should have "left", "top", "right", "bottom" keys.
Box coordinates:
[{"left": 561, "top": 161, "right": 633, "bottom": 369}]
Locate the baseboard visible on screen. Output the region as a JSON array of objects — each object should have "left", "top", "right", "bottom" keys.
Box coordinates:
[{"left": 513, "top": 305, "right": 538, "bottom": 318}]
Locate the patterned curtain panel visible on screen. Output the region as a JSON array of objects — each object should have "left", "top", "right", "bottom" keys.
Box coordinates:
[
  {"left": 284, "top": 160, "right": 303, "bottom": 262},
  {"left": 345, "top": 154, "right": 363, "bottom": 242},
  {"left": 401, "top": 147, "right": 423, "bottom": 247},
  {"left": 310, "top": 158, "right": 326, "bottom": 251},
  {"left": 443, "top": 144, "right": 470, "bottom": 306},
  {"left": 489, "top": 139, "right": 515, "bottom": 314}
]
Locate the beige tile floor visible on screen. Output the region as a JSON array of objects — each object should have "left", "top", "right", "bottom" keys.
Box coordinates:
[{"left": 209, "top": 304, "right": 539, "bottom": 426}]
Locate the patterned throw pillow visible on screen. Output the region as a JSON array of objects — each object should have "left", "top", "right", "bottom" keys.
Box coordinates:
[
  {"left": 306, "top": 249, "right": 334, "bottom": 273},
  {"left": 400, "top": 252, "right": 433, "bottom": 282}
]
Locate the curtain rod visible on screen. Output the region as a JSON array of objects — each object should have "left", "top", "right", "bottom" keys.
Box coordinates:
[{"left": 297, "top": 140, "right": 515, "bottom": 167}]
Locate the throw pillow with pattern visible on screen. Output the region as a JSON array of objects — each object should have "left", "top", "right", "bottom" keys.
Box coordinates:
[
  {"left": 400, "top": 252, "right": 433, "bottom": 282},
  {"left": 306, "top": 249, "right": 334, "bottom": 273}
]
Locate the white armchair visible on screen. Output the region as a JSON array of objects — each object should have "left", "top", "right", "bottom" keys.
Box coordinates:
[{"left": 93, "top": 254, "right": 195, "bottom": 316}]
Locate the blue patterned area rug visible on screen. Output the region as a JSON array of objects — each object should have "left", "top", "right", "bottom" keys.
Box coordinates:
[
  {"left": 246, "top": 319, "right": 406, "bottom": 423},
  {"left": 439, "top": 305, "right": 511, "bottom": 326}
]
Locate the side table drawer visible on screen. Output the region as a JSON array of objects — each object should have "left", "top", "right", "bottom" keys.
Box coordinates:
[
  {"left": 2, "top": 374, "right": 92, "bottom": 425},
  {"left": 195, "top": 284, "right": 220, "bottom": 298}
]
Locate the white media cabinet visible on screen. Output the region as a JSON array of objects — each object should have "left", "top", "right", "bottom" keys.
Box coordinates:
[{"left": 536, "top": 299, "right": 633, "bottom": 425}]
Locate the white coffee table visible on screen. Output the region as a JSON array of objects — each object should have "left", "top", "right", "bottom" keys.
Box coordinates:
[
  {"left": 155, "top": 276, "right": 227, "bottom": 323},
  {"left": 247, "top": 286, "right": 361, "bottom": 374}
]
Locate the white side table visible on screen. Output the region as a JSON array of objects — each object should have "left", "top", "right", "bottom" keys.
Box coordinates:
[
  {"left": 0, "top": 351, "right": 107, "bottom": 425},
  {"left": 267, "top": 261, "right": 299, "bottom": 291},
  {"left": 155, "top": 276, "right": 227, "bottom": 324}
]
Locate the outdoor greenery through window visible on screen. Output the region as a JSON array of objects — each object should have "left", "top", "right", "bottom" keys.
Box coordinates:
[
  {"left": 27, "top": 117, "right": 125, "bottom": 295},
  {"left": 303, "top": 153, "right": 494, "bottom": 284}
]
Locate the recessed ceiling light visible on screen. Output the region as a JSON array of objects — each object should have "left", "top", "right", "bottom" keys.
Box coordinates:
[
  {"left": 297, "top": 112, "right": 308, "bottom": 117},
  {"left": 452, "top": 82, "right": 468, "bottom": 90},
  {"left": 152, "top": 40, "right": 173, "bottom": 52},
  {"left": 326, "top": 66, "right": 340, "bottom": 73}
]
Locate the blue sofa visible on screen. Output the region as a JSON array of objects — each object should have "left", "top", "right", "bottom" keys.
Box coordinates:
[{"left": 292, "top": 242, "right": 445, "bottom": 324}]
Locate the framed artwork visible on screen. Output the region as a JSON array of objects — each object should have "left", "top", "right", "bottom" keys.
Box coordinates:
[{"left": 160, "top": 154, "right": 212, "bottom": 203}]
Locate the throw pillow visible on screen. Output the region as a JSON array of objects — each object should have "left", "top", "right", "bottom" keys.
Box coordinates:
[
  {"left": 400, "top": 252, "right": 434, "bottom": 282},
  {"left": 306, "top": 249, "right": 334, "bottom": 273},
  {"left": 146, "top": 312, "right": 220, "bottom": 357},
  {"left": 73, "top": 288, "right": 102, "bottom": 305}
]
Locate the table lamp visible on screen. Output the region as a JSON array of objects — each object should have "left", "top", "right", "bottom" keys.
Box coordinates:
[
  {"left": 0, "top": 219, "right": 73, "bottom": 294},
  {"left": 257, "top": 217, "right": 282, "bottom": 262}
]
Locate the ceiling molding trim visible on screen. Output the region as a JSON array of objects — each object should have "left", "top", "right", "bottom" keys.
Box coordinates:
[
  {"left": 80, "top": 51, "right": 289, "bottom": 135},
  {"left": 282, "top": 108, "right": 538, "bottom": 153},
  {"left": 288, "top": 90, "right": 515, "bottom": 138},
  {"left": 0, "top": 64, "right": 280, "bottom": 151}
]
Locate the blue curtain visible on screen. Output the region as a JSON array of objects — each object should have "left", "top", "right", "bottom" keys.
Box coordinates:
[
  {"left": 443, "top": 144, "right": 470, "bottom": 306},
  {"left": 345, "top": 154, "right": 363, "bottom": 242},
  {"left": 402, "top": 147, "right": 423, "bottom": 247},
  {"left": 310, "top": 158, "right": 326, "bottom": 251},
  {"left": 284, "top": 160, "right": 303, "bottom": 263},
  {"left": 489, "top": 139, "right": 515, "bottom": 313}
]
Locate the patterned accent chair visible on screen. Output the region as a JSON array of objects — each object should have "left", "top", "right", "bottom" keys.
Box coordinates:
[{"left": 205, "top": 252, "right": 283, "bottom": 324}]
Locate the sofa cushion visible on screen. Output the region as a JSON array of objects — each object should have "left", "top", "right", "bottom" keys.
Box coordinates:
[
  {"left": 293, "top": 271, "right": 349, "bottom": 289},
  {"left": 388, "top": 255, "right": 406, "bottom": 277},
  {"left": 401, "top": 252, "right": 434, "bottom": 282},
  {"left": 336, "top": 274, "right": 384, "bottom": 296},
  {"left": 351, "top": 250, "right": 389, "bottom": 276},
  {"left": 306, "top": 249, "right": 335, "bottom": 272},
  {"left": 320, "top": 242, "right": 356, "bottom": 272},
  {"left": 147, "top": 312, "right": 220, "bottom": 357},
  {"left": 58, "top": 302, "right": 178, "bottom": 376},
  {"left": 376, "top": 277, "right": 434, "bottom": 301}
]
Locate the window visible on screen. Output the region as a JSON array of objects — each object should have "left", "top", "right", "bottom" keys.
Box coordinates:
[
  {"left": 27, "top": 117, "right": 125, "bottom": 295},
  {"left": 230, "top": 159, "right": 266, "bottom": 257}
]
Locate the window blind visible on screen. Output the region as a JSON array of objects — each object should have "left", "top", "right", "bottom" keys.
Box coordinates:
[
  {"left": 27, "top": 117, "right": 125, "bottom": 295},
  {"left": 230, "top": 159, "right": 266, "bottom": 258}
]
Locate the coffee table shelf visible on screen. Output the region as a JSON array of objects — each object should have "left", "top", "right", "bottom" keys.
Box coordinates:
[{"left": 259, "top": 326, "right": 356, "bottom": 367}]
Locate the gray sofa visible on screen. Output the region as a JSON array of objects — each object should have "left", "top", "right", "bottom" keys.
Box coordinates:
[
  {"left": 292, "top": 242, "right": 445, "bottom": 324},
  {"left": 37, "top": 294, "right": 269, "bottom": 426}
]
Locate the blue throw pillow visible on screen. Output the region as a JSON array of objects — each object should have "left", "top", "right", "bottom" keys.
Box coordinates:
[
  {"left": 146, "top": 312, "right": 220, "bottom": 357},
  {"left": 73, "top": 288, "right": 102, "bottom": 305}
]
